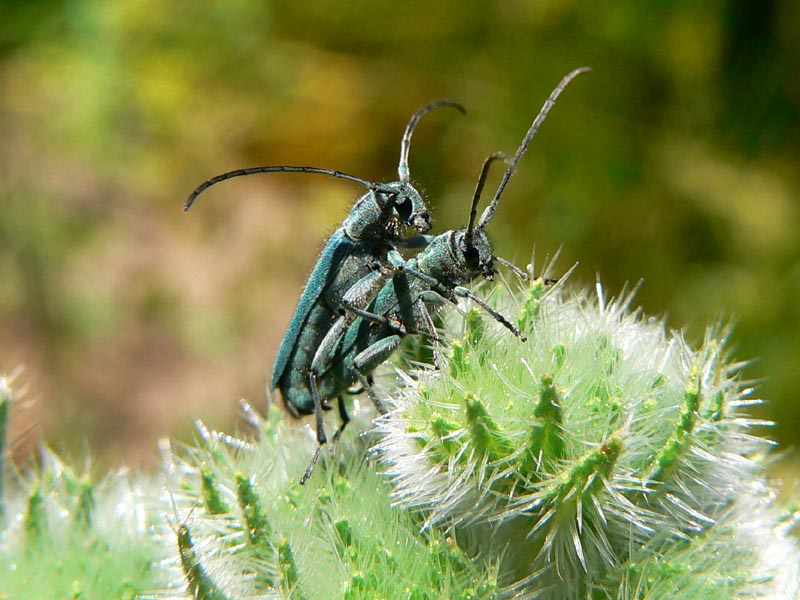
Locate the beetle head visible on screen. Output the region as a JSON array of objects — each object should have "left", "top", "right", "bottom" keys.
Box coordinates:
[
  {"left": 456, "top": 228, "right": 494, "bottom": 280},
  {"left": 458, "top": 67, "right": 591, "bottom": 281},
  {"left": 380, "top": 181, "right": 431, "bottom": 233}
]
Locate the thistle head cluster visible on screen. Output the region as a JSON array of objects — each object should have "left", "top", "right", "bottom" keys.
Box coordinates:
[
  {"left": 160, "top": 404, "right": 499, "bottom": 599},
  {"left": 376, "top": 273, "right": 800, "bottom": 597},
  {"left": 1, "top": 269, "right": 798, "bottom": 599},
  {"left": 0, "top": 373, "right": 162, "bottom": 599}
]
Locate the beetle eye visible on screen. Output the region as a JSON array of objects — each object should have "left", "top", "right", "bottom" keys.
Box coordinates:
[
  {"left": 396, "top": 195, "right": 412, "bottom": 220},
  {"left": 465, "top": 246, "right": 480, "bottom": 264}
]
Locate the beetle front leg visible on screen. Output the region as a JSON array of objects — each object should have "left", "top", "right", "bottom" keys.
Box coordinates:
[
  {"left": 453, "top": 286, "right": 527, "bottom": 341},
  {"left": 417, "top": 291, "right": 450, "bottom": 367}
]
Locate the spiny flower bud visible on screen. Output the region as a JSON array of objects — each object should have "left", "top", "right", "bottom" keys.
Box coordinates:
[{"left": 376, "top": 277, "right": 800, "bottom": 597}]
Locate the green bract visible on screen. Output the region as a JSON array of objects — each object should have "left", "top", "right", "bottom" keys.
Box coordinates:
[
  {"left": 1, "top": 275, "right": 798, "bottom": 599},
  {"left": 376, "top": 276, "right": 799, "bottom": 598},
  {"left": 0, "top": 375, "right": 162, "bottom": 599},
  {"left": 162, "top": 405, "right": 497, "bottom": 599}
]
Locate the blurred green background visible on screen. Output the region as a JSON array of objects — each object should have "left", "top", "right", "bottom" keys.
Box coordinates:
[{"left": 1, "top": 1, "right": 798, "bottom": 476}]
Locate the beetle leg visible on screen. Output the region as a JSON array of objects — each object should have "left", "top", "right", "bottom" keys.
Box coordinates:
[
  {"left": 332, "top": 395, "right": 351, "bottom": 444},
  {"left": 338, "top": 268, "right": 409, "bottom": 331},
  {"left": 340, "top": 270, "right": 387, "bottom": 318},
  {"left": 300, "top": 371, "right": 328, "bottom": 485},
  {"left": 311, "top": 317, "right": 348, "bottom": 376},
  {"left": 352, "top": 335, "right": 403, "bottom": 415},
  {"left": 453, "top": 286, "right": 527, "bottom": 341},
  {"left": 396, "top": 261, "right": 450, "bottom": 297},
  {"left": 356, "top": 372, "right": 385, "bottom": 415},
  {"left": 340, "top": 300, "right": 406, "bottom": 333},
  {"left": 494, "top": 255, "right": 529, "bottom": 281},
  {"left": 415, "top": 294, "right": 444, "bottom": 368}
]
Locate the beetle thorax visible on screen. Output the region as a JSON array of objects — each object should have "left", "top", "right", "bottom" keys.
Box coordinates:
[
  {"left": 342, "top": 189, "right": 399, "bottom": 242},
  {"left": 415, "top": 232, "right": 475, "bottom": 288}
]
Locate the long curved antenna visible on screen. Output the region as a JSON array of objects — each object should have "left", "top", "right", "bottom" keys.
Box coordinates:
[
  {"left": 476, "top": 67, "right": 591, "bottom": 229},
  {"left": 184, "top": 166, "right": 378, "bottom": 211},
  {"left": 466, "top": 151, "right": 511, "bottom": 241},
  {"left": 398, "top": 99, "right": 466, "bottom": 182}
]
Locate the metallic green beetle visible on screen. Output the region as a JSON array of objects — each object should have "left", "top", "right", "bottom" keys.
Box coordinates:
[
  {"left": 299, "top": 67, "right": 589, "bottom": 483},
  {"left": 185, "top": 100, "right": 464, "bottom": 464}
]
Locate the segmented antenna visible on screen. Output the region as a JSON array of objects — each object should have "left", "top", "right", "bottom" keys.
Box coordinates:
[
  {"left": 397, "top": 99, "right": 466, "bottom": 183},
  {"left": 466, "top": 151, "right": 511, "bottom": 242},
  {"left": 184, "top": 165, "right": 379, "bottom": 211},
  {"left": 476, "top": 67, "right": 591, "bottom": 229}
]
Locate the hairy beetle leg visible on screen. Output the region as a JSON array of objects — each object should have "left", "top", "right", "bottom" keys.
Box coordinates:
[
  {"left": 300, "top": 445, "right": 323, "bottom": 486},
  {"left": 300, "top": 371, "right": 329, "bottom": 485},
  {"left": 331, "top": 395, "right": 351, "bottom": 444},
  {"left": 356, "top": 372, "right": 386, "bottom": 415},
  {"left": 454, "top": 286, "right": 527, "bottom": 341},
  {"left": 494, "top": 255, "right": 529, "bottom": 281}
]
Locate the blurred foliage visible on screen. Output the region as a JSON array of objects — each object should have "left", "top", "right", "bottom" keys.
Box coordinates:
[{"left": 0, "top": 1, "right": 798, "bottom": 473}]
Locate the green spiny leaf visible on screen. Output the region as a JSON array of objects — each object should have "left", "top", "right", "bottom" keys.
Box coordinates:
[
  {"left": 646, "top": 366, "right": 702, "bottom": 489},
  {"left": 25, "top": 482, "right": 45, "bottom": 542},
  {"left": 235, "top": 471, "right": 272, "bottom": 545},
  {"left": 201, "top": 468, "right": 230, "bottom": 515},
  {"left": 466, "top": 396, "right": 515, "bottom": 463},
  {"left": 177, "top": 523, "right": 231, "bottom": 600}
]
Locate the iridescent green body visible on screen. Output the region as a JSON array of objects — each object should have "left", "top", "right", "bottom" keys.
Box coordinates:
[
  {"left": 271, "top": 187, "right": 429, "bottom": 416},
  {"left": 318, "top": 227, "right": 516, "bottom": 405},
  {"left": 185, "top": 101, "right": 464, "bottom": 466}
]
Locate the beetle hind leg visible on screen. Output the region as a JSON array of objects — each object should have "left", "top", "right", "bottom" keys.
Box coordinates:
[
  {"left": 332, "top": 395, "right": 351, "bottom": 443},
  {"left": 300, "top": 372, "right": 328, "bottom": 485},
  {"left": 356, "top": 372, "right": 386, "bottom": 415}
]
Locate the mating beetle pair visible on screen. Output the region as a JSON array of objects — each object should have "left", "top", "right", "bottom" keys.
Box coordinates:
[{"left": 186, "top": 67, "right": 589, "bottom": 483}]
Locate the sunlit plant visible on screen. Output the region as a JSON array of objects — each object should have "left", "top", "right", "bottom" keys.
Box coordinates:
[
  {"left": 0, "top": 373, "right": 163, "bottom": 599},
  {"left": 154, "top": 267, "right": 799, "bottom": 599},
  {"left": 376, "top": 269, "right": 800, "bottom": 598},
  {"left": 0, "top": 267, "right": 798, "bottom": 599}
]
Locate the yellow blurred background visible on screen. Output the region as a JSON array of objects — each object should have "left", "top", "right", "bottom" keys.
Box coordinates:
[{"left": 1, "top": 1, "right": 799, "bottom": 477}]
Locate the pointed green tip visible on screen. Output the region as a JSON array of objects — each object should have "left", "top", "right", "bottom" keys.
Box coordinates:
[
  {"left": 201, "top": 467, "right": 230, "bottom": 515},
  {"left": 466, "top": 396, "right": 515, "bottom": 462}
]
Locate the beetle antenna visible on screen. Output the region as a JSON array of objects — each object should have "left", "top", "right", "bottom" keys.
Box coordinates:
[
  {"left": 476, "top": 67, "right": 590, "bottom": 229},
  {"left": 166, "top": 491, "right": 200, "bottom": 532},
  {"left": 184, "top": 165, "right": 379, "bottom": 211},
  {"left": 466, "top": 151, "right": 511, "bottom": 243},
  {"left": 398, "top": 99, "right": 466, "bottom": 182}
]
